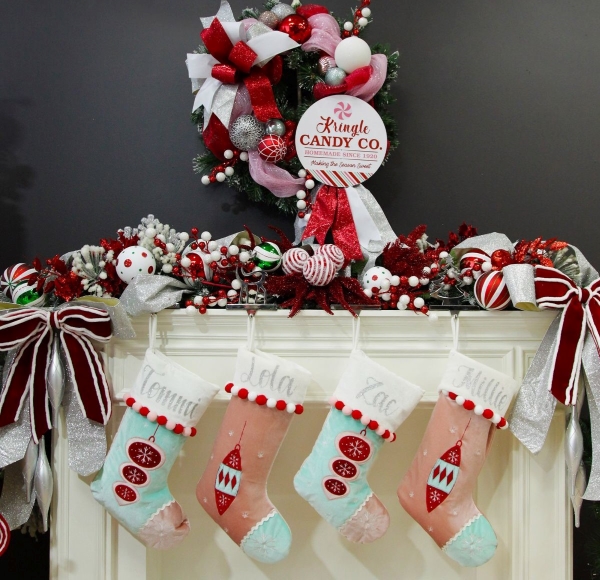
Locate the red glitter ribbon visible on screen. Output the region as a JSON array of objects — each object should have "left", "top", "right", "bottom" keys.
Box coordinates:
[
  {"left": 535, "top": 265, "right": 600, "bottom": 405},
  {"left": 200, "top": 17, "right": 281, "bottom": 122},
  {"left": 302, "top": 185, "right": 363, "bottom": 260},
  {"left": 0, "top": 305, "right": 113, "bottom": 442}
]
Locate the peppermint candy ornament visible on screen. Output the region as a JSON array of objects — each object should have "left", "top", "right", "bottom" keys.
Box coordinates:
[
  {"left": 258, "top": 134, "right": 287, "bottom": 163},
  {"left": 1, "top": 263, "right": 37, "bottom": 300},
  {"left": 315, "top": 244, "right": 345, "bottom": 269},
  {"left": 12, "top": 282, "right": 44, "bottom": 307},
  {"left": 116, "top": 246, "right": 156, "bottom": 284},
  {"left": 303, "top": 254, "right": 337, "bottom": 286},
  {"left": 281, "top": 247, "right": 310, "bottom": 275},
  {"left": 0, "top": 513, "right": 10, "bottom": 557},
  {"left": 474, "top": 270, "right": 511, "bottom": 310}
]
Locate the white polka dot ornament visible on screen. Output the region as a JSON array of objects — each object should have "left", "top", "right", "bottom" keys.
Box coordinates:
[
  {"left": 257, "top": 134, "right": 287, "bottom": 163},
  {"left": 116, "top": 246, "right": 157, "bottom": 284},
  {"left": 303, "top": 254, "right": 338, "bottom": 286},
  {"left": 281, "top": 247, "right": 310, "bottom": 275},
  {"left": 314, "top": 244, "right": 345, "bottom": 269},
  {"left": 474, "top": 270, "right": 511, "bottom": 310},
  {"left": 362, "top": 267, "right": 393, "bottom": 297}
]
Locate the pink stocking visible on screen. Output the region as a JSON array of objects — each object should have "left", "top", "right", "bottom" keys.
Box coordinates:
[{"left": 398, "top": 351, "right": 518, "bottom": 567}]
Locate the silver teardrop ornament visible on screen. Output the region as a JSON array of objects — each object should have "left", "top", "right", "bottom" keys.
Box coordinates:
[
  {"left": 34, "top": 439, "right": 53, "bottom": 533},
  {"left": 572, "top": 461, "right": 587, "bottom": 528},
  {"left": 47, "top": 333, "right": 65, "bottom": 427},
  {"left": 565, "top": 409, "right": 584, "bottom": 495},
  {"left": 23, "top": 438, "right": 39, "bottom": 503}
]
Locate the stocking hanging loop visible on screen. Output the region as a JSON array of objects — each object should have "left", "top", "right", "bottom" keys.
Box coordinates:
[
  {"left": 246, "top": 312, "right": 256, "bottom": 352},
  {"left": 148, "top": 313, "right": 158, "bottom": 352},
  {"left": 450, "top": 313, "right": 460, "bottom": 352},
  {"left": 351, "top": 315, "right": 362, "bottom": 352}
]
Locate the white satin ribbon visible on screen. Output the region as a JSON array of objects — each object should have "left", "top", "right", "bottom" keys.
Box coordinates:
[{"left": 186, "top": 1, "right": 299, "bottom": 129}]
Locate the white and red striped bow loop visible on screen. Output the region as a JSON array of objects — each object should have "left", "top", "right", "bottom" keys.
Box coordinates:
[
  {"left": 0, "top": 305, "right": 112, "bottom": 442},
  {"left": 535, "top": 265, "right": 600, "bottom": 405}
]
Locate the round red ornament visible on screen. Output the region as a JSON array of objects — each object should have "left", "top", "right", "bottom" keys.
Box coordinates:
[
  {"left": 474, "top": 270, "right": 511, "bottom": 310},
  {"left": 258, "top": 134, "right": 287, "bottom": 163},
  {"left": 336, "top": 431, "right": 372, "bottom": 463},
  {"left": 277, "top": 14, "right": 312, "bottom": 44},
  {"left": 491, "top": 249, "right": 513, "bottom": 270}
]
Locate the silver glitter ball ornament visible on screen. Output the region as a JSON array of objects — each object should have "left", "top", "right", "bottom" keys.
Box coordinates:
[
  {"left": 324, "top": 67, "right": 347, "bottom": 86},
  {"left": 229, "top": 115, "right": 265, "bottom": 151},
  {"left": 265, "top": 118, "right": 287, "bottom": 137},
  {"left": 318, "top": 55, "right": 336, "bottom": 76},
  {"left": 258, "top": 10, "right": 279, "bottom": 29},
  {"left": 271, "top": 3, "right": 295, "bottom": 21}
]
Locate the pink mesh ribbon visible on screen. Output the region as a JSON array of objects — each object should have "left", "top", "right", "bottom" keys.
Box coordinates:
[
  {"left": 346, "top": 54, "right": 388, "bottom": 103},
  {"left": 248, "top": 151, "right": 305, "bottom": 198},
  {"left": 302, "top": 13, "right": 341, "bottom": 57}
]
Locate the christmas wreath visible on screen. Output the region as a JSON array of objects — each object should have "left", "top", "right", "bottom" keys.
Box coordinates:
[{"left": 186, "top": 0, "right": 399, "bottom": 216}]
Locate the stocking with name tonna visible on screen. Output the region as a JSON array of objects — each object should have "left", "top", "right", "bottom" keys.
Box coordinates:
[
  {"left": 294, "top": 350, "right": 423, "bottom": 543},
  {"left": 398, "top": 350, "right": 518, "bottom": 567},
  {"left": 91, "top": 348, "right": 219, "bottom": 549},
  {"left": 196, "top": 347, "right": 311, "bottom": 564}
]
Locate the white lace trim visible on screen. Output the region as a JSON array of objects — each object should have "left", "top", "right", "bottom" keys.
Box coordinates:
[
  {"left": 442, "top": 513, "right": 482, "bottom": 552},
  {"left": 240, "top": 509, "right": 277, "bottom": 548},
  {"left": 144, "top": 499, "right": 177, "bottom": 524},
  {"left": 337, "top": 491, "right": 374, "bottom": 529}
]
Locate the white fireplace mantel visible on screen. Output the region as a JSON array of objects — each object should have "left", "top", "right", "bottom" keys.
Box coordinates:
[{"left": 50, "top": 309, "right": 570, "bottom": 579}]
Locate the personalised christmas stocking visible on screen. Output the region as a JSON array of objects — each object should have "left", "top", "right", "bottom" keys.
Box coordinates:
[
  {"left": 294, "top": 350, "right": 423, "bottom": 543},
  {"left": 196, "top": 347, "right": 311, "bottom": 564},
  {"left": 91, "top": 348, "right": 219, "bottom": 550},
  {"left": 398, "top": 350, "right": 518, "bottom": 567}
]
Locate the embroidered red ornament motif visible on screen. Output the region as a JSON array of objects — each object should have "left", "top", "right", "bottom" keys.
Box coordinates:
[
  {"left": 114, "top": 483, "right": 139, "bottom": 505},
  {"left": 215, "top": 424, "right": 245, "bottom": 515},
  {"left": 127, "top": 438, "right": 166, "bottom": 470},
  {"left": 336, "top": 431, "right": 372, "bottom": 463},
  {"left": 426, "top": 419, "right": 470, "bottom": 513}
]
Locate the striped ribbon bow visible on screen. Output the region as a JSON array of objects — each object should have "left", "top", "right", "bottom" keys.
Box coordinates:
[
  {"left": 0, "top": 305, "right": 112, "bottom": 442},
  {"left": 535, "top": 265, "right": 600, "bottom": 405}
]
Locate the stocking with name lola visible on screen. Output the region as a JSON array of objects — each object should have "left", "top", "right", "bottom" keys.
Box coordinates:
[
  {"left": 91, "top": 348, "right": 219, "bottom": 549},
  {"left": 197, "top": 347, "right": 311, "bottom": 564},
  {"left": 398, "top": 351, "right": 518, "bottom": 567}
]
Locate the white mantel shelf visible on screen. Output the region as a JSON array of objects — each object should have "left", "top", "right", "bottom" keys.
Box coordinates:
[{"left": 51, "top": 309, "right": 571, "bottom": 580}]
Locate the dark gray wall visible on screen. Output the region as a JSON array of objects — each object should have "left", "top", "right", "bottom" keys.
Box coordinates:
[{"left": 2, "top": 0, "right": 600, "bottom": 269}]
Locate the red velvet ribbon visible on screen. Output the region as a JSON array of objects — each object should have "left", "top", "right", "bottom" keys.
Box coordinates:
[
  {"left": 302, "top": 185, "right": 363, "bottom": 261},
  {"left": 535, "top": 265, "right": 600, "bottom": 405},
  {"left": 0, "top": 305, "right": 113, "bottom": 442},
  {"left": 200, "top": 17, "right": 281, "bottom": 122}
]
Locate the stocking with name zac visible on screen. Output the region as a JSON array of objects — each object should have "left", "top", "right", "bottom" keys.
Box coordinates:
[
  {"left": 196, "top": 346, "right": 311, "bottom": 564},
  {"left": 398, "top": 350, "right": 518, "bottom": 567},
  {"left": 91, "top": 347, "right": 219, "bottom": 549},
  {"left": 294, "top": 349, "right": 423, "bottom": 543}
]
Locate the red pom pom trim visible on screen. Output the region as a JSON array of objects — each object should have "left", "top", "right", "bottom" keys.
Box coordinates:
[
  {"left": 329, "top": 398, "right": 394, "bottom": 441},
  {"left": 226, "top": 383, "right": 304, "bottom": 415},
  {"left": 124, "top": 396, "right": 196, "bottom": 436},
  {"left": 442, "top": 390, "right": 508, "bottom": 429}
]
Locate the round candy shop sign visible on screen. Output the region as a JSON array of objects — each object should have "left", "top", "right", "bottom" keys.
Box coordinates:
[{"left": 295, "top": 95, "right": 387, "bottom": 188}]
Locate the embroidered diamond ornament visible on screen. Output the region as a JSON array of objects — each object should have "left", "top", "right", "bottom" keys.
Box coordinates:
[
  {"left": 426, "top": 441, "right": 462, "bottom": 512},
  {"left": 215, "top": 443, "right": 243, "bottom": 515}
]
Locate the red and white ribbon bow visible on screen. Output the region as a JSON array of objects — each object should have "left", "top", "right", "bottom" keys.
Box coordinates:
[
  {"left": 0, "top": 305, "right": 112, "bottom": 442},
  {"left": 535, "top": 265, "right": 600, "bottom": 405}
]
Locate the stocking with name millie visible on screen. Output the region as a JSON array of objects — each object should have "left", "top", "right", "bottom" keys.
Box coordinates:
[
  {"left": 91, "top": 347, "right": 219, "bottom": 549},
  {"left": 294, "top": 350, "right": 423, "bottom": 543},
  {"left": 197, "top": 346, "right": 311, "bottom": 564},
  {"left": 398, "top": 350, "right": 518, "bottom": 567}
]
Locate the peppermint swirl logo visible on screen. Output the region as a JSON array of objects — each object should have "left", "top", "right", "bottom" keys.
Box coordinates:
[{"left": 334, "top": 101, "right": 352, "bottom": 120}]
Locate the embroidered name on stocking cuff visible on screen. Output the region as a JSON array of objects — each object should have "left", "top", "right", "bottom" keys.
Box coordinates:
[
  {"left": 438, "top": 350, "right": 518, "bottom": 418},
  {"left": 332, "top": 350, "right": 424, "bottom": 434}
]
